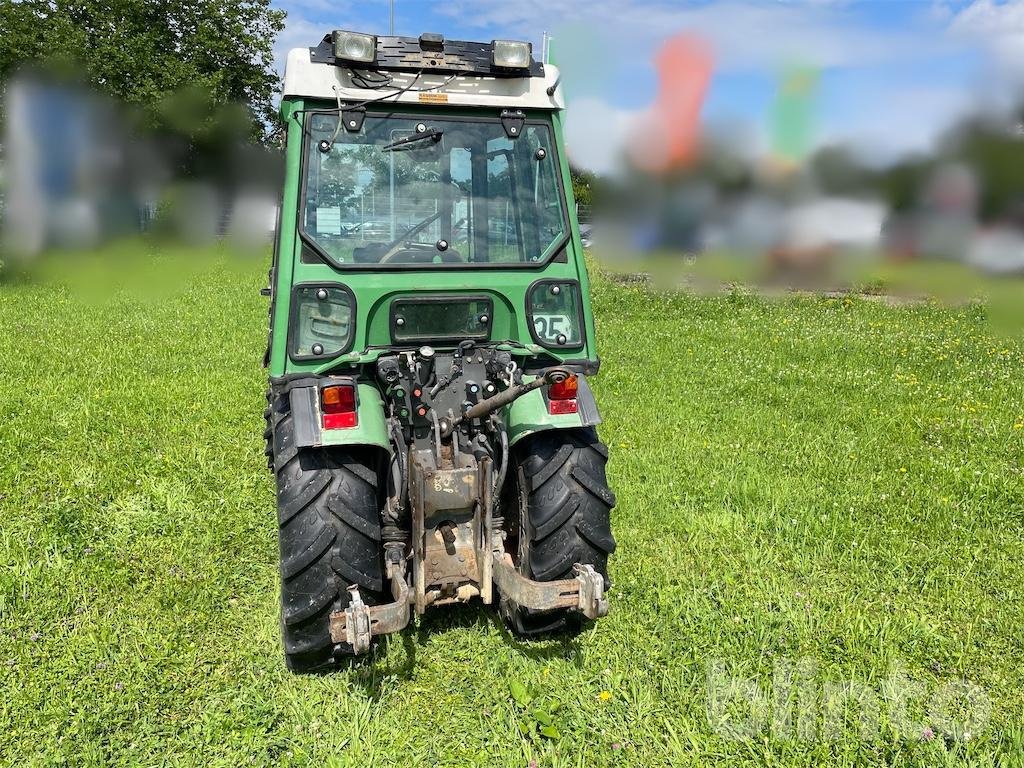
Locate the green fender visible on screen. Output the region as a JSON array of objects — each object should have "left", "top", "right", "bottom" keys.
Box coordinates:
[
  {"left": 318, "top": 383, "right": 391, "bottom": 452},
  {"left": 273, "top": 377, "right": 391, "bottom": 454},
  {"left": 505, "top": 375, "right": 602, "bottom": 448}
]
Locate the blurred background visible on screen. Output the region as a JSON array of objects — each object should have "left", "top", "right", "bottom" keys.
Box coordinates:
[{"left": 2, "top": 0, "right": 1024, "bottom": 314}]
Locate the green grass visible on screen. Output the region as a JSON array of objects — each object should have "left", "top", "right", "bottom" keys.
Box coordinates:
[{"left": 1, "top": 250, "right": 1023, "bottom": 766}]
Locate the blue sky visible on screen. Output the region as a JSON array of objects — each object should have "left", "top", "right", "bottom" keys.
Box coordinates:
[{"left": 271, "top": 1, "right": 1024, "bottom": 172}]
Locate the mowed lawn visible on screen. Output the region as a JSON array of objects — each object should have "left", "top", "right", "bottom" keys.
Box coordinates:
[{"left": 1, "top": 250, "right": 1022, "bottom": 766}]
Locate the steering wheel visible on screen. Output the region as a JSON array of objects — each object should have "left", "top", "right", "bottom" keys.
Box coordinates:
[
  {"left": 380, "top": 216, "right": 469, "bottom": 264},
  {"left": 378, "top": 211, "right": 443, "bottom": 263}
]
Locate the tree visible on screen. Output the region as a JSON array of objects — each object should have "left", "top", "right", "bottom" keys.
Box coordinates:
[
  {"left": 0, "top": 0, "right": 285, "bottom": 142},
  {"left": 569, "top": 164, "right": 597, "bottom": 207}
]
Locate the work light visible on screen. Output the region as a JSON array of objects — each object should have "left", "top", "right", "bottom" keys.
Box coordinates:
[
  {"left": 492, "top": 39, "right": 532, "bottom": 70},
  {"left": 333, "top": 30, "right": 377, "bottom": 63}
]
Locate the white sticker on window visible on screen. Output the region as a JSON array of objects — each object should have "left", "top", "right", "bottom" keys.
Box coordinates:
[{"left": 533, "top": 314, "right": 572, "bottom": 340}]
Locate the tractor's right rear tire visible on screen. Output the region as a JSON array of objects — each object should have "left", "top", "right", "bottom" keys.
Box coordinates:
[
  {"left": 271, "top": 390, "right": 386, "bottom": 672},
  {"left": 503, "top": 427, "right": 616, "bottom": 637}
]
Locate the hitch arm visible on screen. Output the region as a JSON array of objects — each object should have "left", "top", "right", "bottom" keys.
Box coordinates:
[{"left": 491, "top": 554, "right": 608, "bottom": 620}]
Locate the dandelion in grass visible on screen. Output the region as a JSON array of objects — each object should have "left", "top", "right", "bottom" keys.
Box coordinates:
[{"left": 599, "top": 690, "right": 613, "bottom": 702}]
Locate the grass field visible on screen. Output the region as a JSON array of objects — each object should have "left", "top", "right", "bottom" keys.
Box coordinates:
[{"left": 1, "top": 249, "right": 1023, "bottom": 766}]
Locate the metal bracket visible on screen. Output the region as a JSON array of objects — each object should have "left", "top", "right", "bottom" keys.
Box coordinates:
[
  {"left": 573, "top": 563, "right": 609, "bottom": 620},
  {"left": 341, "top": 586, "right": 373, "bottom": 654},
  {"left": 491, "top": 553, "right": 609, "bottom": 619},
  {"left": 330, "top": 558, "right": 411, "bottom": 654},
  {"left": 500, "top": 109, "right": 525, "bottom": 139},
  {"left": 340, "top": 105, "right": 366, "bottom": 133}
]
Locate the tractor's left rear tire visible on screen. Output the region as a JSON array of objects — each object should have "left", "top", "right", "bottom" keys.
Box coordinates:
[
  {"left": 269, "top": 389, "right": 386, "bottom": 673},
  {"left": 502, "top": 427, "right": 616, "bottom": 637}
]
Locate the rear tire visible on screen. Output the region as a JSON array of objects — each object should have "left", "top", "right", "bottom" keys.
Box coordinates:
[
  {"left": 271, "top": 391, "right": 386, "bottom": 672},
  {"left": 503, "top": 427, "right": 616, "bottom": 636}
]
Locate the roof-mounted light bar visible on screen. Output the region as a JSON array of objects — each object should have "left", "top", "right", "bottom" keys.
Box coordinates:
[{"left": 309, "top": 32, "right": 545, "bottom": 78}]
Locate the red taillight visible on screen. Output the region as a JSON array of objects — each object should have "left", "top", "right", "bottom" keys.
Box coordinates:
[
  {"left": 547, "top": 375, "right": 579, "bottom": 415},
  {"left": 322, "top": 384, "right": 357, "bottom": 429}
]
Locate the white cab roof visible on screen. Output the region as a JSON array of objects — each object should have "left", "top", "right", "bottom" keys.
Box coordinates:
[{"left": 282, "top": 47, "right": 565, "bottom": 110}]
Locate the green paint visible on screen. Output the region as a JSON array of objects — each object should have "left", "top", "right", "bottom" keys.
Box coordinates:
[
  {"left": 268, "top": 95, "right": 600, "bottom": 444},
  {"left": 319, "top": 383, "right": 391, "bottom": 451},
  {"left": 505, "top": 383, "right": 588, "bottom": 447}
]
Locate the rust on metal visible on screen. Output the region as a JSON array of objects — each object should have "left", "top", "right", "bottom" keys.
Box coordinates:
[
  {"left": 330, "top": 558, "right": 412, "bottom": 650},
  {"left": 490, "top": 554, "right": 609, "bottom": 619}
]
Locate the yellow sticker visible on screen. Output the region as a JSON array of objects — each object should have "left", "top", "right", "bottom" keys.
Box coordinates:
[{"left": 419, "top": 92, "right": 449, "bottom": 104}]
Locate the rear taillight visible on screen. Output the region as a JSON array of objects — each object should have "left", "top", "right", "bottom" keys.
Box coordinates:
[
  {"left": 547, "top": 374, "right": 579, "bottom": 415},
  {"left": 322, "top": 384, "right": 357, "bottom": 429}
]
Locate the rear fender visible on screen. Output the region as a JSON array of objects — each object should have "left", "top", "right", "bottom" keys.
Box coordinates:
[
  {"left": 505, "top": 375, "right": 601, "bottom": 448},
  {"left": 272, "top": 376, "right": 391, "bottom": 453}
]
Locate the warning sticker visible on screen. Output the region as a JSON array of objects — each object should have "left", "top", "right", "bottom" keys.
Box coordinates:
[{"left": 419, "top": 92, "right": 449, "bottom": 104}]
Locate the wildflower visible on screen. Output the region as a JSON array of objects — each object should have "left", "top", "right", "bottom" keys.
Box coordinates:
[
  {"left": 599, "top": 690, "right": 612, "bottom": 702},
  {"left": 921, "top": 726, "right": 934, "bottom": 741},
  {"left": 612, "top": 742, "right": 622, "bottom": 751},
  {"left": 528, "top": 760, "right": 539, "bottom": 768}
]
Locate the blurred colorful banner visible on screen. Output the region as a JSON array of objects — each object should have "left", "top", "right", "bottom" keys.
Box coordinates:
[
  {"left": 770, "top": 63, "right": 820, "bottom": 169},
  {"left": 629, "top": 34, "right": 714, "bottom": 174}
]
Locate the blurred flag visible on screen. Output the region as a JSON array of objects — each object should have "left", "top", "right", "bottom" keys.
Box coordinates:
[
  {"left": 629, "top": 34, "right": 714, "bottom": 174},
  {"left": 770, "top": 63, "right": 819, "bottom": 169}
]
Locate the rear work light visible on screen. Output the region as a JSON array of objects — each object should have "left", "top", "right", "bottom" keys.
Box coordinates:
[
  {"left": 492, "top": 39, "right": 532, "bottom": 70},
  {"left": 547, "top": 374, "right": 578, "bottom": 415},
  {"left": 322, "top": 384, "right": 358, "bottom": 429},
  {"left": 333, "top": 30, "right": 377, "bottom": 63}
]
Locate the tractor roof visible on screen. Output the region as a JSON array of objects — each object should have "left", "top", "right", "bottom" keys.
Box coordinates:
[{"left": 282, "top": 32, "right": 565, "bottom": 110}]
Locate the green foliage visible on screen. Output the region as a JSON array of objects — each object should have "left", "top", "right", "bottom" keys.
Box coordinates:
[
  {"left": 508, "top": 679, "right": 564, "bottom": 741},
  {"left": 952, "top": 120, "right": 1024, "bottom": 220},
  {"left": 0, "top": 0, "right": 285, "bottom": 141},
  {"left": 570, "top": 163, "right": 598, "bottom": 207}
]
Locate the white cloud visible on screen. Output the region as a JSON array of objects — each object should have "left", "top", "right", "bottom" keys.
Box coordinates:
[
  {"left": 273, "top": 14, "right": 324, "bottom": 75},
  {"left": 563, "top": 98, "right": 642, "bottom": 174},
  {"left": 950, "top": 0, "right": 1024, "bottom": 81},
  {"left": 818, "top": 83, "right": 976, "bottom": 162}
]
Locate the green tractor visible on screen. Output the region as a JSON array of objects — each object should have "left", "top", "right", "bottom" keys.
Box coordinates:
[{"left": 264, "top": 29, "right": 616, "bottom": 671}]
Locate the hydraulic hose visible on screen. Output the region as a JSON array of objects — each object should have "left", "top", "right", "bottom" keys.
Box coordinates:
[{"left": 441, "top": 367, "right": 571, "bottom": 437}]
